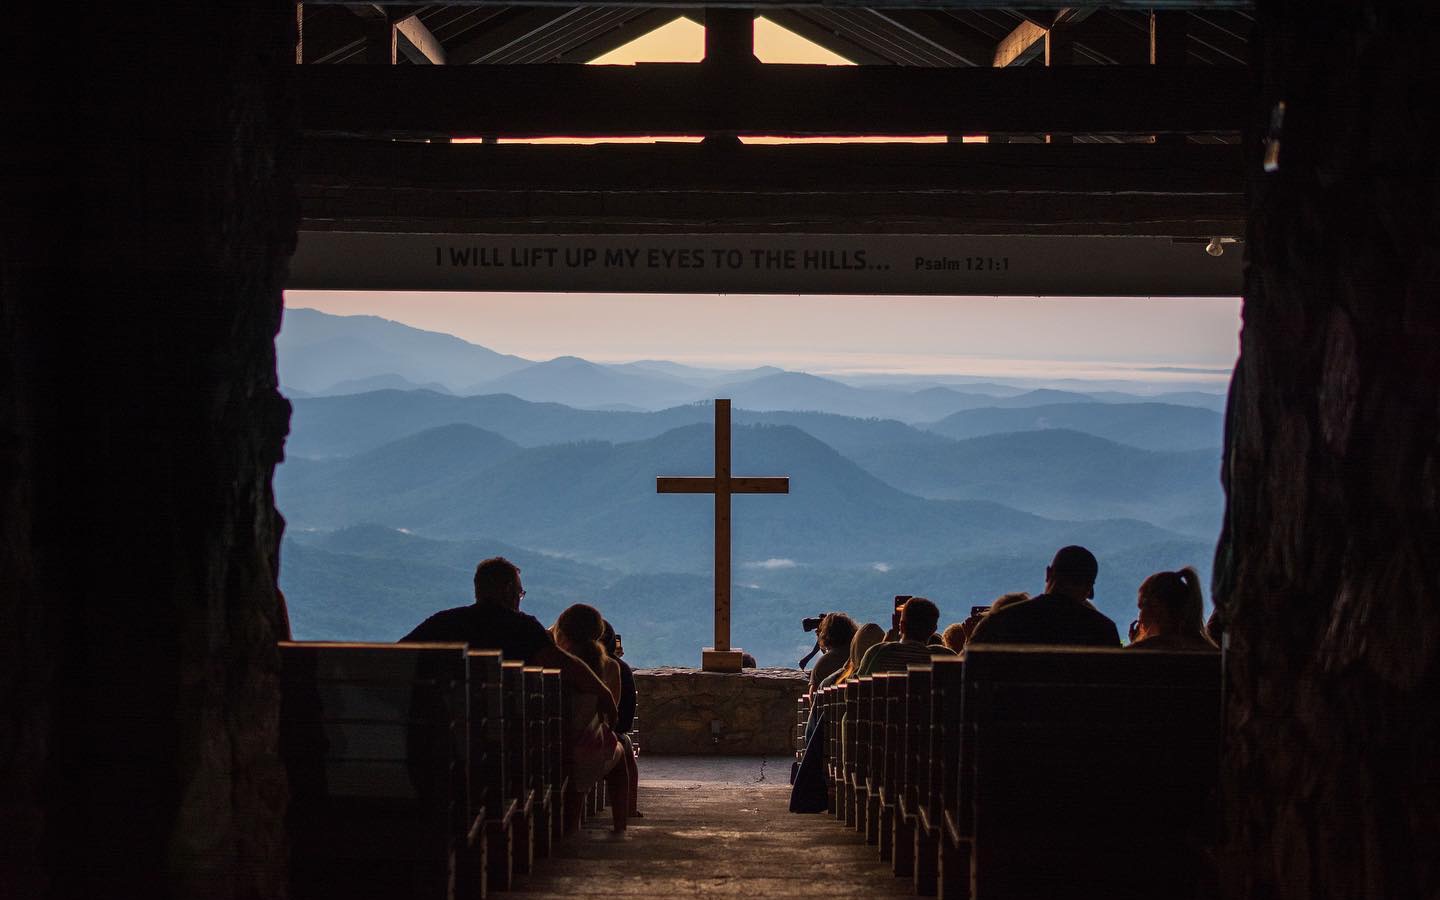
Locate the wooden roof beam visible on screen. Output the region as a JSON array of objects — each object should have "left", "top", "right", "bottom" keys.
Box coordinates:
[
  {"left": 297, "top": 138, "right": 1246, "bottom": 237},
  {"left": 310, "top": 1, "right": 1253, "bottom": 9},
  {"left": 299, "top": 63, "right": 1248, "bottom": 137},
  {"left": 349, "top": 5, "right": 445, "bottom": 64},
  {"left": 992, "top": 8, "right": 1094, "bottom": 67}
]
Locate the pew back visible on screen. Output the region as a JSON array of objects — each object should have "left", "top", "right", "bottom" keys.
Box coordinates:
[
  {"left": 279, "top": 641, "right": 470, "bottom": 900},
  {"left": 961, "top": 645, "right": 1220, "bottom": 900}
]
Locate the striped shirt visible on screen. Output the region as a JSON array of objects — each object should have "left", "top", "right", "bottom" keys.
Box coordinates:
[{"left": 856, "top": 639, "right": 954, "bottom": 677}]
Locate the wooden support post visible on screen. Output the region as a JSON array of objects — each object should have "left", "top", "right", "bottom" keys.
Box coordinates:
[
  {"left": 1150, "top": 12, "right": 1191, "bottom": 145},
  {"left": 704, "top": 8, "right": 756, "bottom": 67},
  {"left": 1045, "top": 20, "right": 1078, "bottom": 144},
  {"left": 361, "top": 14, "right": 397, "bottom": 64},
  {"left": 296, "top": 2, "right": 304, "bottom": 63}
]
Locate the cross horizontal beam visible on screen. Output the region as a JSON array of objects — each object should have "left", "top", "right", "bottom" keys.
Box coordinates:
[
  {"left": 299, "top": 64, "right": 1247, "bottom": 138},
  {"left": 656, "top": 477, "right": 791, "bottom": 494},
  {"left": 299, "top": 139, "right": 1245, "bottom": 237}
]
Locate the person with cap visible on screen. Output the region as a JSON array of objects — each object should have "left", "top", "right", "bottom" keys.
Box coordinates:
[{"left": 967, "top": 546, "right": 1121, "bottom": 647}]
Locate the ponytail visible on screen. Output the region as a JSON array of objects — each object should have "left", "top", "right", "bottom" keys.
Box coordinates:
[{"left": 1175, "top": 567, "right": 1209, "bottom": 640}]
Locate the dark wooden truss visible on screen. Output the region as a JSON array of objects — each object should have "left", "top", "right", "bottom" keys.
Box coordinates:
[{"left": 296, "top": 4, "right": 1253, "bottom": 238}]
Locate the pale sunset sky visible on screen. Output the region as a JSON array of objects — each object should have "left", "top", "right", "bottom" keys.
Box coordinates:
[{"left": 286, "top": 17, "right": 1243, "bottom": 388}]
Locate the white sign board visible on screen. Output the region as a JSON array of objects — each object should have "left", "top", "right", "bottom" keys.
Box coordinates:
[{"left": 289, "top": 232, "right": 1242, "bottom": 297}]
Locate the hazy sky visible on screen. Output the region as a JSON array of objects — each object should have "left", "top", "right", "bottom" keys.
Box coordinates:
[
  {"left": 285, "top": 291, "right": 1242, "bottom": 385},
  {"left": 283, "top": 20, "right": 1243, "bottom": 388}
]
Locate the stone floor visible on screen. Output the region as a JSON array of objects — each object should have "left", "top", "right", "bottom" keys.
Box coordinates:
[{"left": 512, "top": 756, "right": 914, "bottom": 899}]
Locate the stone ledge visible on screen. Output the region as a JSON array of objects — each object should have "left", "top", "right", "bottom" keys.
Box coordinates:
[{"left": 633, "top": 667, "right": 808, "bottom": 756}]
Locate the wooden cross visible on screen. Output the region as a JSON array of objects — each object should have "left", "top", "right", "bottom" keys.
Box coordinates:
[{"left": 657, "top": 399, "right": 789, "bottom": 672}]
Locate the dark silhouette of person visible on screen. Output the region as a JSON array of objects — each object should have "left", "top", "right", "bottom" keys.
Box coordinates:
[
  {"left": 1127, "top": 567, "right": 1218, "bottom": 651},
  {"left": 602, "top": 619, "right": 642, "bottom": 819},
  {"left": 809, "top": 613, "right": 857, "bottom": 694},
  {"left": 856, "top": 597, "right": 954, "bottom": 676},
  {"left": 401, "top": 556, "right": 616, "bottom": 719},
  {"left": 968, "top": 546, "right": 1121, "bottom": 647}
]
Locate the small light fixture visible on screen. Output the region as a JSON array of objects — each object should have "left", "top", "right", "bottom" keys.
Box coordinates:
[{"left": 1205, "top": 237, "right": 1237, "bottom": 257}]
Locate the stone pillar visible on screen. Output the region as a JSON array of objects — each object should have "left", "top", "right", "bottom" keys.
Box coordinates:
[
  {"left": 1216, "top": 3, "right": 1440, "bottom": 898},
  {"left": 1, "top": 6, "right": 297, "bottom": 899}
]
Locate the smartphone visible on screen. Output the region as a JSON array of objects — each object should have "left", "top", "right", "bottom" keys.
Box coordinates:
[
  {"left": 970, "top": 605, "right": 991, "bottom": 618},
  {"left": 893, "top": 594, "right": 913, "bottom": 609}
]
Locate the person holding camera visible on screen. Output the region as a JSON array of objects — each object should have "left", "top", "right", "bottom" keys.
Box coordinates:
[{"left": 807, "top": 613, "right": 857, "bottom": 694}]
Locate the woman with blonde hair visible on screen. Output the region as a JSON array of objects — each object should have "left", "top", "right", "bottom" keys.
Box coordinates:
[
  {"left": 552, "top": 603, "right": 630, "bottom": 831},
  {"left": 829, "top": 622, "right": 886, "bottom": 686},
  {"left": 1127, "top": 567, "right": 1218, "bottom": 651}
]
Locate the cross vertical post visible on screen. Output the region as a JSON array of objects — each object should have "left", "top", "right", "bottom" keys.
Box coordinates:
[
  {"left": 714, "top": 398, "right": 732, "bottom": 653},
  {"left": 657, "top": 399, "right": 789, "bottom": 672}
]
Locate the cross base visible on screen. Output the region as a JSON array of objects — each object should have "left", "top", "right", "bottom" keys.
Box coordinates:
[{"left": 701, "top": 648, "right": 745, "bottom": 673}]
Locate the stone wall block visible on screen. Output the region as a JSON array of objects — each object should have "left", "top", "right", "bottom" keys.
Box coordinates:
[{"left": 634, "top": 668, "right": 808, "bottom": 755}]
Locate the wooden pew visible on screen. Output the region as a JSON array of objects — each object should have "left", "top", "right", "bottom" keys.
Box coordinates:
[
  {"left": 278, "top": 641, "right": 475, "bottom": 900},
  {"left": 522, "top": 666, "right": 552, "bottom": 859},
  {"left": 500, "top": 660, "right": 535, "bottom": 877},
  {"left": 894, "top": 665, "right": 929, "bottom": 881},
  {"left": 826, "top": 685, "right": 843, "bottom": 820},
  {"left": 855, "top": 677, "right": 876, "bottom": 837},
  {"left": 543, "top": 668, "right": 567, "bottom": 843},
  {"left": 844, "top": 680, "right": 861, "bottom": 828},
  {"left": 874, "top": 672, "right": 905, "bottom": 863},
  {"left": 913, "top": 664, "right": 941, "bottom": 896},
  {"left": 959, "top": 646, "right": 1220, "bottom": 900},
  {"left": 931, "top": 656, "right": 967, "bottom": 900},
  {"left": 468, "top": 650, "right": 515, "bottom": 893}
]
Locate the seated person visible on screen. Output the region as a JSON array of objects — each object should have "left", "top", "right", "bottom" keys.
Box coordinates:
[
  {"left": 825, "top": 622, "right": 886, "bottom": 688},
  {"left": 946, "top": 591, "right": 1032, "bottom": 651},
  {"left": 941, "top": 621, "right": 968, "bottom": 653},
  {"left": 602, "top": 619, "right": 642, "bottom": 818},
  {"left": 1127, "top": 567, "right": 1219, "bottom": 651},
  {"left": 885, "top": 594, "right": 942, "bottom": 645},
  {"left": 400, "top": 556, "right": 617, "bottom": 728},
  {"left": 969, "top": 546, "right": 1121, "bottom": 647},
  {"left": 856, "top": 598, "right": 954, "bottom": 677},
  {"left": 552, "top": 604, "right": 629, "bottom": 832},
  {"left": 809, "top": 613, "right": 857, "bottom": 694}
]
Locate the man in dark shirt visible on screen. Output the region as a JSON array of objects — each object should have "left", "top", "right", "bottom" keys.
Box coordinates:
[
  {"left": 968, "top": 545, "right": 1121, "bottom": 647},
  {"left": 402, "top": 556, "right": 616, "bottom": 720}
]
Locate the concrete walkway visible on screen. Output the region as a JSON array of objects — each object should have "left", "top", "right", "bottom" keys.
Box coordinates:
[{"left": 512, "top": 756, "right": 915, "bottom": 899}]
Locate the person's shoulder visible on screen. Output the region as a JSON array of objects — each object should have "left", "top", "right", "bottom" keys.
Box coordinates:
[{"left": 401, "top": 604, "right": 474, "bottom": 641}]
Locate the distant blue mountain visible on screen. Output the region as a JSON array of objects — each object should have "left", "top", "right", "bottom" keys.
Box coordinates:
[
  {"left": 276, "top": 421, "right": 1192, "bottom": 572},
  {"left": 277, "top": 308, "right": 530, "bottom": 394},
  {"left": 847, "top": 428, "right": 1222, "bottom": 534},
  {"left": 924, "top": 401, "right": 1223, "bottom": 452},
  {"left": 465, "top": 355, "right": 699, "bottom": 409}
]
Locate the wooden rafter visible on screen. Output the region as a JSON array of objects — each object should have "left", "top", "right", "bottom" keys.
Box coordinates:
[
  {"left": 298, "top": 138, "right": 1246, "bottom": 237},
  {"left": 306, "top": 1, "right": 1253, "bottom": 9},
  {"left": 299, "top": 63, "right": 1247, "bottom": 137}
]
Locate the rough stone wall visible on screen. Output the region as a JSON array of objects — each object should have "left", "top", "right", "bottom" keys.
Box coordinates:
[
  {"left": 1216, "top": 3, "right": 1440, "bottom": 898},
  {"left": 1, "top": 6, "right": 297, "bottom": 899},
  {"left": 635, "top": 668, "right": 809, "bottom": 755}
]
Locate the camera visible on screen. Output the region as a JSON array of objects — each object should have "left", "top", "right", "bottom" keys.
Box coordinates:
[{"left": 802, "top": 613, "right": 838, "bottom": 632}]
